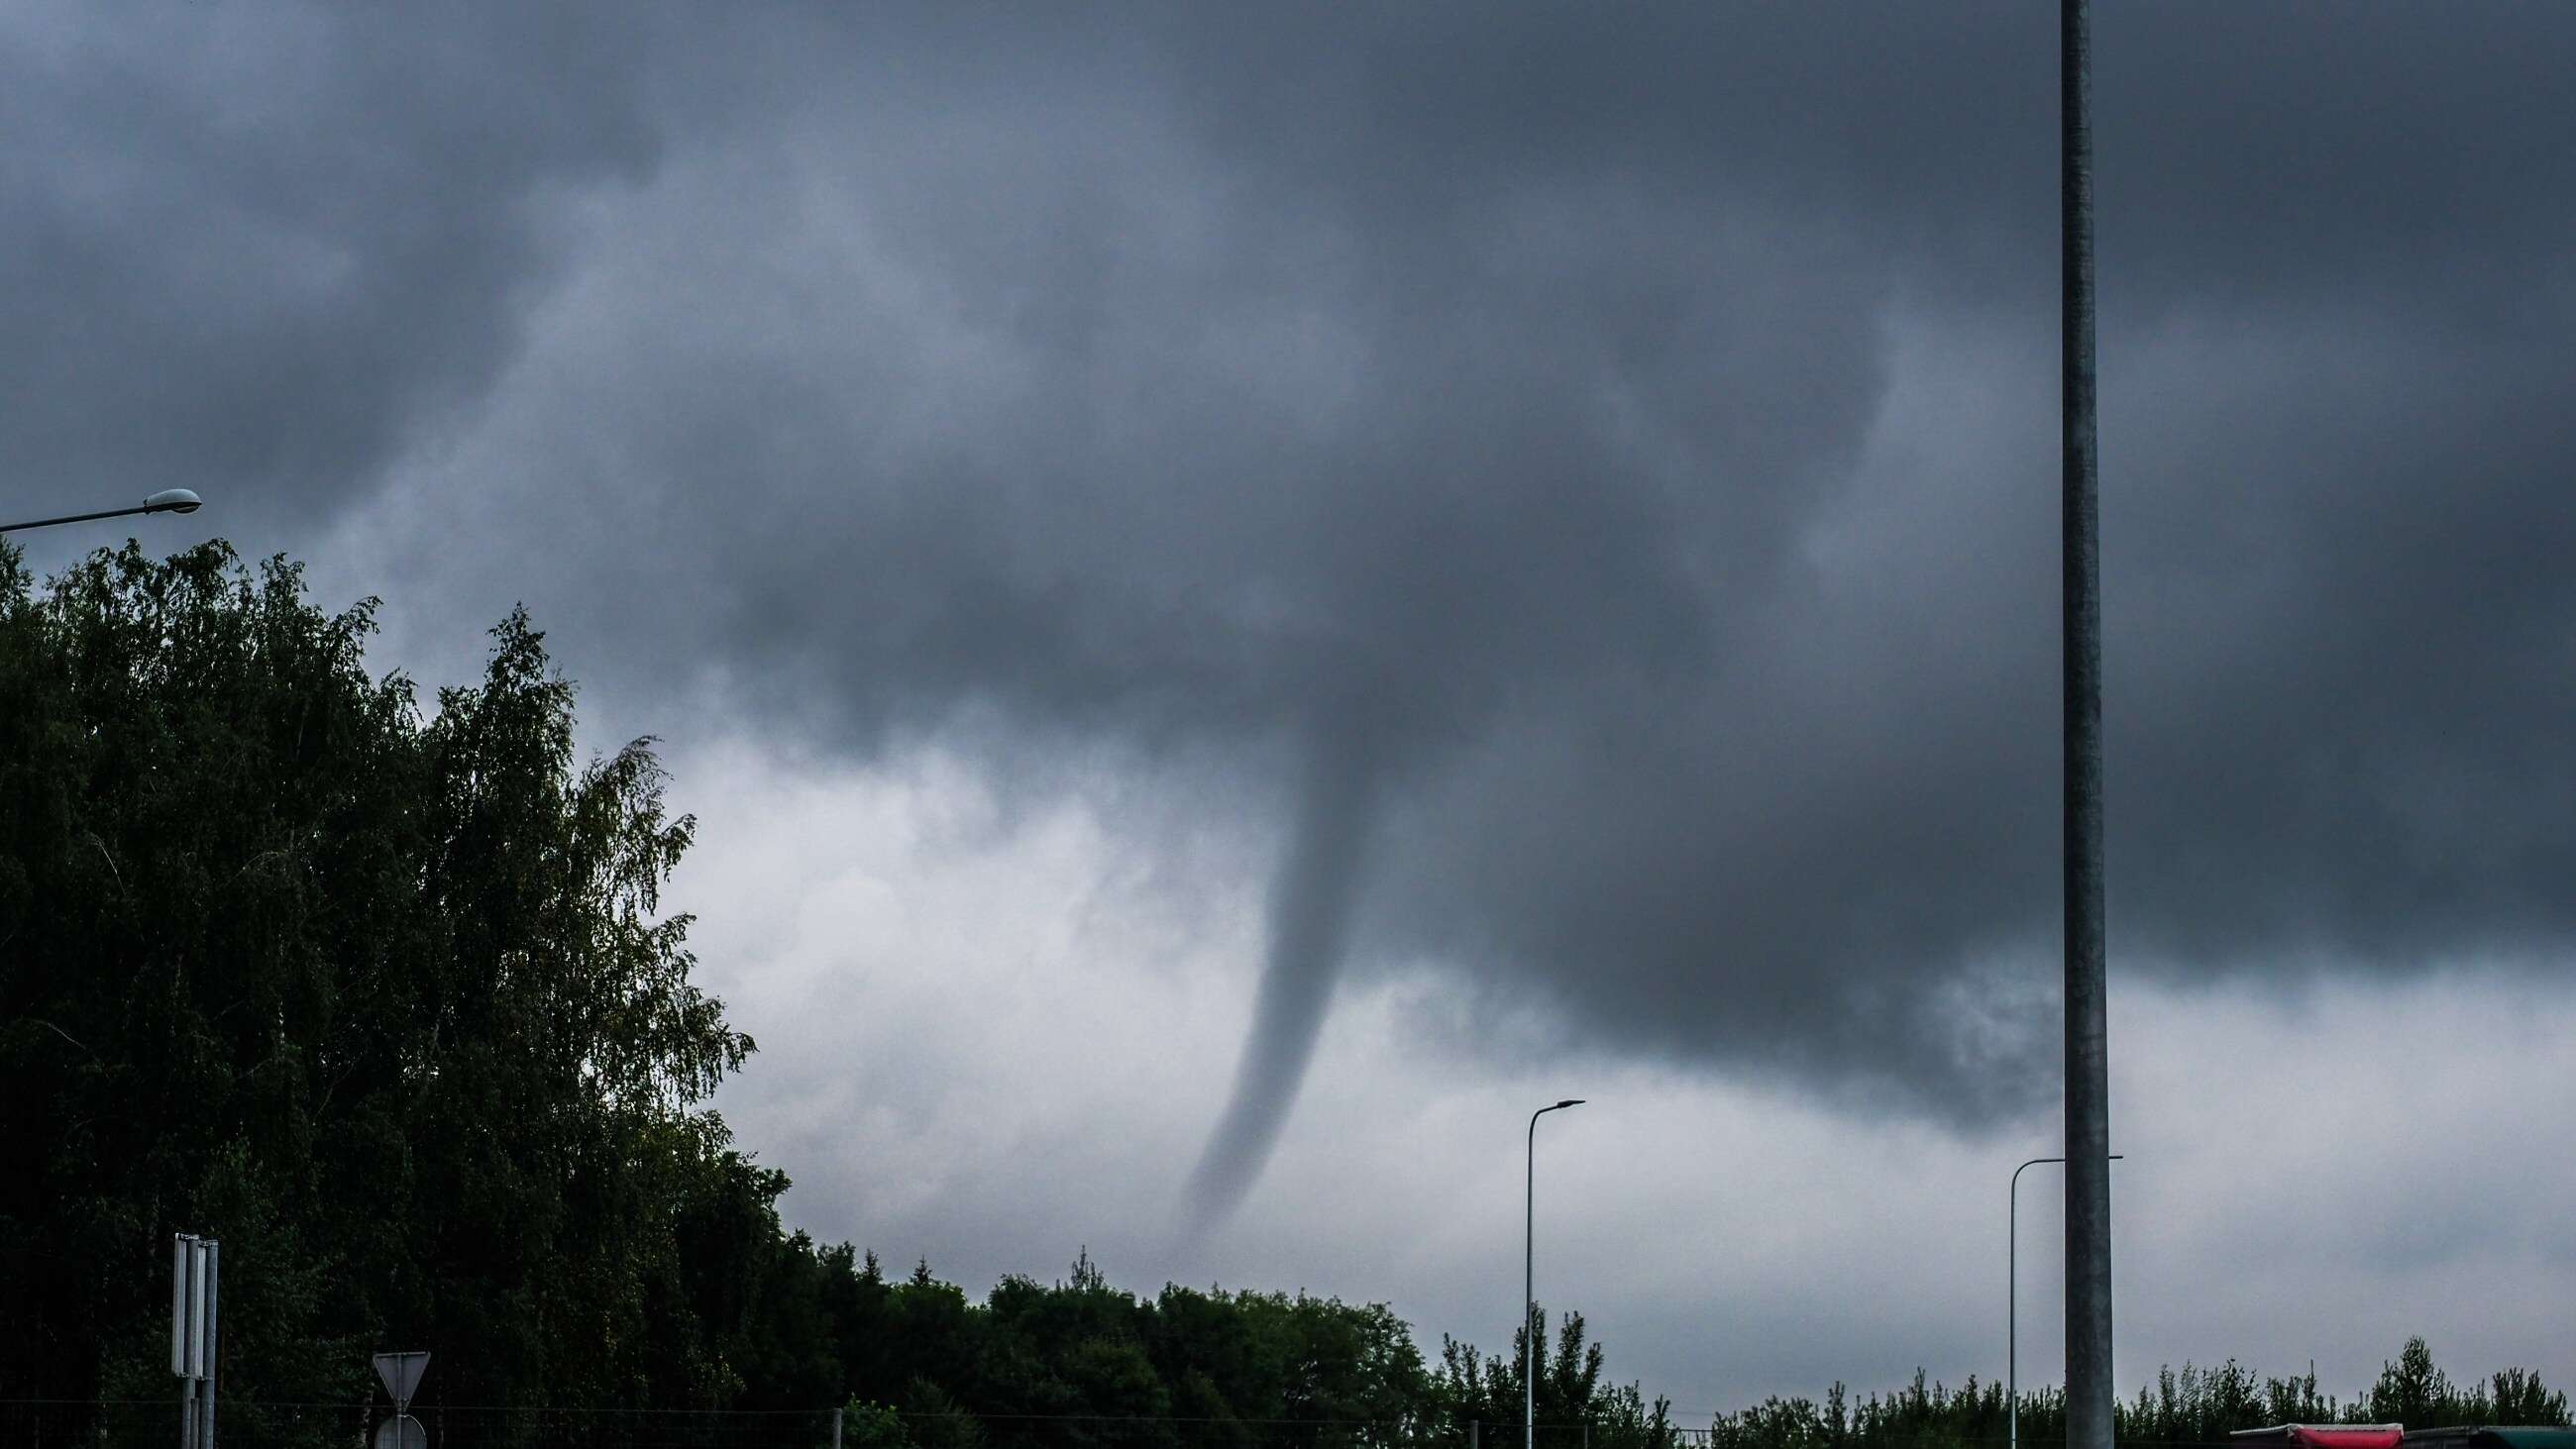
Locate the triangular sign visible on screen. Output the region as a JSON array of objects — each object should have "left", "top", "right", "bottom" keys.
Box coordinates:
[{"left": 373, "top": 1351, "right": 430, "bottom": 1404}]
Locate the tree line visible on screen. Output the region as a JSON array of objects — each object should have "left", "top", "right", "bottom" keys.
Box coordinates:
[
  {"left": 1709, "top": 1338, "right": 2568, "bottom": 1449},
  {"left": 2, "top": 546, "right": 2565, "bottom": 1449},
  {"left": 767, "top": 1247, "right": 1677, "bottom": 1449}
]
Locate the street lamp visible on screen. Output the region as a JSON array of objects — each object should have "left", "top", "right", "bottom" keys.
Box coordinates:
[
  {"left": 1, "top": 488, "right": 205, "bottom": 536},
  {"left": 1526, "top": 1098, "right": 1584, "bottom": 1449},
  {"left": 2010, "top": 1153, "right": 2122, "bottom": 1449}
]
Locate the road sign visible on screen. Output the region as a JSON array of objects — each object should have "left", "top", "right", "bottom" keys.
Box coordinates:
[
  {"left": 373, "top": 1413, "right": 428, "bottom": 1449},
  {"left": 373, "top": 1351, "right": 430, "bottom": 1406}
]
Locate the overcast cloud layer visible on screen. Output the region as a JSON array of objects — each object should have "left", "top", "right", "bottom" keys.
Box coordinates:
[
  {"left": 10, "top": 0, "right": 2575, "bottom": 1283},
  {"left": 669, "top": 742, "right": 2576, "bottom": 1411}
]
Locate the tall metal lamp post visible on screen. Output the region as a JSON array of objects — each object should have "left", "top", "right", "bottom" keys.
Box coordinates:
[
  {"left": 0, "top": 488, "right": 204, "bottom": 536},
  {"left": 1526, "top": 1098, "right": 1585, "bottom": 1449},
  {"left": 2010, "top": 1154, "right": 2122, "bottom": 1449}
]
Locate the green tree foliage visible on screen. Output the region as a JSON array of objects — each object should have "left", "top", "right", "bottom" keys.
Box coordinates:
[
  {"left": 2485, "top": 1369, "right": 2572, "bottom": 1429},
  {"left": 2367, "top": 1338, "right": 2458, "bottom": 1428},
  {"left": 890, "top": 1254, "right": 1446, "bottom": 1449},
  {"left": 1427, "top": 1308, "right": 1678, "bottom": 1449},
  {"left": 1706, "top": 1341, "right": 2567, "bottom": 1449},
  {"left": 0, "top": 542, "right": 759, "bottom": 1416},
  {"left": 2357, "top": 1339, "right": 2570, "bottom": 1432},
  {"left": 843, "top": 1397, "right": 915, "bottom": 1449}
]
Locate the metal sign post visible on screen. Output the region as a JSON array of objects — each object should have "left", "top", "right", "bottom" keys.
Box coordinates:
[{"left": 170, "top": 1234, "right": 220, "bottom": 1449}]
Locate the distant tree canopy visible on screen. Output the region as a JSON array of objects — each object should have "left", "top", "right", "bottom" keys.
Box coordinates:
[
  {"left": 1706, "top": 1338, "right": 2569, "bottom": 1449},
  {"left": 810, "top": 1249, "right": 1674, "bottom": 1449}
]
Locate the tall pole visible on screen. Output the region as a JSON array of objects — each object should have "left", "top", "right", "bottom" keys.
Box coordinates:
[
  {"left": 1526, "top": 1100, "right": 1583, "bottom": 1449},
  {"left": 2059, "top": 3, "right": 2112, "bottom": 1449}
]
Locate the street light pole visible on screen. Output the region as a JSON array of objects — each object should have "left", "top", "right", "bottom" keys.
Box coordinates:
[
  {"left": 0, "top": 488, "right": 204, "bottom": 536},
  {"left": 1527, "top": 1099, "right": 1584, "bottom": 1449},
  {"left": 2010, "top": 1154, "right": 2121, "bottom": 1449}
]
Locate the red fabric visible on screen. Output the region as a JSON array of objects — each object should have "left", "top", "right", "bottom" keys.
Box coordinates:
[{"left": 2289, "top": 1430, "right": 2405, "bottom": 1449}]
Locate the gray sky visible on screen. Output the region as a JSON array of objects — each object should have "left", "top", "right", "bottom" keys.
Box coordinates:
[{"left": 9, "top": 0, "right": 2574, "bottom": 1413}]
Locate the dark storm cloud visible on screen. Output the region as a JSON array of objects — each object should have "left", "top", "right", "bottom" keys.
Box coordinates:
[
  {"left": 0, "top": 2, "right": 679, "bottom": 532},
  {"left": 15, "top": 3, "right": 2576, "bottom": 1180}
]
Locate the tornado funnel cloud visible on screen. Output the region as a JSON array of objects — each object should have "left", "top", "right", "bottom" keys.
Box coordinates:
[{"left": 1180, "top": 739, "right": 1379, "bottom": 1238}]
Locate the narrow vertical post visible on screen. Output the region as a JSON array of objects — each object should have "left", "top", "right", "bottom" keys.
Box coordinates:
[
  {"left": 175, "top": 1235, "right": 206, "bottom": 1449},
  {"left": 175, "top": 1233, "right": 191, "bottom": 1449},
  {"left": 200, "top": 1241, "right": 219, "bottom": 1449},
  {"left": 1525, "top": 1111, "right": 1538, "bottom": 1449},
  {"left": 834, "top": 1405, "right": 845, "bottom": 1449},
  {"left": 1522, "top": 1100, "right": 1582, "bottom": 1449},
  {"left": 171, "top": 1237, "right": 190, "bottom": 1380},
  {"left": 2059, "top": 3, "right": 2112, "bottom": 1449},
  {"left": 2010, "top": 1164, "right": 2026, "bottom": 1449}
]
